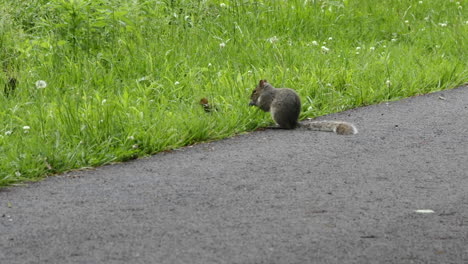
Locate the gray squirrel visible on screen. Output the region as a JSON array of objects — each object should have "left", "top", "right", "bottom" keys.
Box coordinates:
[{"left": 249, "top": 80, "right": 357, "bottom": 135}]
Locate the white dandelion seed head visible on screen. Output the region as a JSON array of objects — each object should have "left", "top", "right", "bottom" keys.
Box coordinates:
[{"left": 35, "top": 80, "right": 47, "bottom": 89}]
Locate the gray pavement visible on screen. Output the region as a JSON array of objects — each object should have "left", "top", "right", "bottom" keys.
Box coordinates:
[{"left": 1, "top": 85, "right": 468, "bottom": 264}]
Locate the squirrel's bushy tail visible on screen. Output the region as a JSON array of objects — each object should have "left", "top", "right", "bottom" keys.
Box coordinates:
[{"left": 299, "top": 121, "right": 358, "bottom": 135}]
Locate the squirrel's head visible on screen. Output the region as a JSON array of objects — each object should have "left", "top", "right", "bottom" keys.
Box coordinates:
[{"left": 249, "top": 79, "right": 269, "bottom": 106}]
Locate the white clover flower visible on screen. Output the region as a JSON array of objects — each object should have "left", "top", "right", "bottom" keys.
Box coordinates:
[
  {"left": 356, "top": 47, "right": 361, "bottom": 50},
  {"left": 404, "top": 20, "right": 409, "bottom": 24},
  {"left": 438, "top": 22, "right": 448, "bottom": 27},
  {"left": 15, "top": 171, "right": 22, "bottom": 177},
  {"left": 219, "top": 42, "right": 226, "bottom": 48},
  {"left": 307, "top": 106, "right": 313, "bottom": 111},
  {"left": 208, "top": 63, "right": 212, "bottom": 67},
  {"left": 328, "top": 37, "right": 333, "bottom": 41},
  {"left": 321, "top": 46, "right": 330, "bottom": 53},
  {"left": 174, "top": 81, "right": 180, "bottom": 85},
  {"left": 5, "top": 130, "right": 12, "bottom": 136},
  {"left": 311, "top": 40, "right": 318, "bottom": 46},
  {"left": 128, "top": 135, "right": 135, "bottom": 140},
  {"left": 267, "top": 36, "right": 279, "bottom": 43},
  {"left": 385, "top": 80, "right": 392, "bottom": 87},
  {"left": 35, "top": 80, "right": 47, "bottom": 89},
  {"left": 370, "top": 47, "right": 375, "bottom": 51},
  {"left": 23, "top": 126, "right": 30, "bottom": 130},
  {"left": 322, "top": 41, "right": 327, "bottom": 45},
  {"left": 220, "top": 3, "right": 226, "bottom": 8},
  {"left": 101, "top": 99, "right": 107, "bottom": 105}
]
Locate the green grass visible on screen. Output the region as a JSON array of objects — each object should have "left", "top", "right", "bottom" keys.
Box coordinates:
[{"left": 0, "top": 0, "right": 466, "bottom": 186}]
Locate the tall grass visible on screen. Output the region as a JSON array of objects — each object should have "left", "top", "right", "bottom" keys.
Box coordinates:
[{"left": 0, "top": 0, "right": 466, "bottom": 186}]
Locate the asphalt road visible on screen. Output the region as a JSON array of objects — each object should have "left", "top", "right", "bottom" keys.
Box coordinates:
[{"left": 1, "top": 85, "right": 468, "bottom": 264}]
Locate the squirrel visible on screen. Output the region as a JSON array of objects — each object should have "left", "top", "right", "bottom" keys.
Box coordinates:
[{"left": 249, "top": 80, "right": 357, "bottom": 135}]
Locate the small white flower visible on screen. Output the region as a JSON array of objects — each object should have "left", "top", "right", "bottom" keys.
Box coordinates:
[
  {"left": 267, "top": 36, "right": 279, "bottom": 43},
  {"left": 15, "top": 171, "right": 21, "bottom": 177},
  {"left": 35, "top": 80, "right": 47, "bottom": 89},
  {"left": 328, "top": 37, "right": 333, "bottom": 41},
  {"left": 435, "top": 45, "right": 440, "bottom": 48},
  {"left": 322, "top": 41, "right": 327, "bottom": 45},
  {"left": 326, "top": 83, "right": 332, "bottom": 87},
  {"left": 356, "top": 47, "right": 361, "bottom": 50},
  {"left": 219, "top": 42, "right": 226, "bottom": 48},
  {"left": 370, "top": 47, "right": 375, "bottom": 51},
  {"left": 101, "top": 99, "right": 107, "bottom": 105},
  {"left": 456, "top": 1, "right": 460, "bottom": 5},
  {"left": 23, "top": 126, "right": 30, "bottom": 130},
  {"left": 404, "top": 20, "right": 409, "bottom": 24},
  {"left": 208, "top": 63, "right": 212, "bottom": 67},
  {"left": 174, "top": 81, "right": 180, "bottom": 85},
  {"left": 438, "top": 22, "right": 448, "bottom": 27},
  {"left": 311, "top": 40, "right": 318, "bottom": 46},
  {"left": 385, "top": 80, "right": 392, "bottom": 87},
  {"left": 356, "top": 52, "right": 360, "bottom": 55},
  {"left": 458, "top": 5, "right": 462, "bottom": 9},
  {"left": 307, "top": 106, "right": 313, "bottom": 111},
  {"left": 220, "top": 3, "right": 226, "bottom": 8},
  {"left": 424, "top": 16, "right": 430, "bottom": 21},
  {"left": 5, "top": 130, "right": 12, "bottom": 136},
  {"left": 391, "top": 38, "right": 397, "bottom": 42},
  {"left": 321, "top": 46, "right": 330, "bottom": 53},
  {"left": 418, "top": 1, "right": 423, "bottom": 3},
  {"left": 128, "top": 136, "right": 135, "bottom": 140},
  {"left": 247, "top": 70, "right": 253, "bottom": 74}
]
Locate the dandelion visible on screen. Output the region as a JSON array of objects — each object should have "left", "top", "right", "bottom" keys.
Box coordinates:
[
  {"left": 35, "top": 80, "right": 47, "bottom": 89},
  {"left": 5, "top": 130, "right": 12, "bottom": 136},
  {"left": 219, "top": 42, "right": 226, "bottom": 48},
  {"left": 311, "top": 40, "right": 318, "bottom": 46},
  {"left": 267, "top": 36, "right": 279, "bottom": 43},
  {"left": 321, "top": 46, "right": 330, "bottom": 53}
]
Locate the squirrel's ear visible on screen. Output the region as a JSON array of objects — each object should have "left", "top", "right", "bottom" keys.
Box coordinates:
[
  {"left": 259, "top": 80, "right": 264, "bottom": 87},
  {"left": 259, "top": 79, "right": 268, "bottom": 87}
]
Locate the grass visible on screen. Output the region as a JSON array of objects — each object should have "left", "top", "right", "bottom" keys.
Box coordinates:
[{"left": 0, "top": 0, "right": 466, "bottom": 186}]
